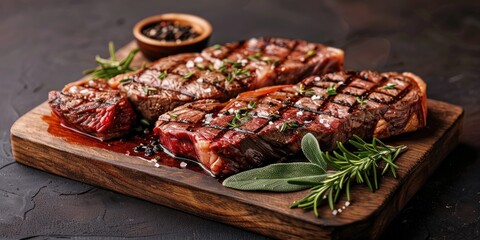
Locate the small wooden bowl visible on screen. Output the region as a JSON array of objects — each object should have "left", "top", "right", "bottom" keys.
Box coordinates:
[{"left": 133, "top": 13, "right": 212, "bottom": 61}]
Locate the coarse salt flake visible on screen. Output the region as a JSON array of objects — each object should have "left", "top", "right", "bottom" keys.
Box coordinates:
[
  {"left": 197, "top": 78, "right": 204, "bottom": 83},
  {"left": 180, "top": 162, "right": 187, "bottom": 168},
  {"left": 194, "top": 56, "right": 204, "bottom": 63},
  {"left": 311, "top": 95, "right": 321, "bottom": 100},
  {"left": 345, "top": 201, "right": 351, "bottom": 207},
  {"left": 332, "top": 210, "right": 338, "bottom": 216},
  {"left": 213, "top": 59, "right": 223, "bottom": 69},
  {"left": 213, "top": 49, "right": 222, "bottom": 55},
  {"left": 186, "top": 60, "right": 195, "bottom": 68},
  {"left": 296, "top": 111, "right": 304, "bottom": 117},
  {"left": 205, "top": 88, "right": 212, "bottom": 93},
  {"left": 314, "top": 76, "right": 321, "bottom": 81},
  {"left": 154, "top": 163, "right": 160, "bottom": 168}
]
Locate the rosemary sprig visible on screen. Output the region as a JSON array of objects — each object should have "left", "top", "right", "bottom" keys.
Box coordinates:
[
  {"left": 83, "top": 42, "right": 139, "bottom": 80},
  {"left": 290, "top": 134, "right": 407, "bottom": 216}
]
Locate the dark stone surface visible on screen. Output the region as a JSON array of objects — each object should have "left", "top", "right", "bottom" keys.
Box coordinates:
[{"left": 1, "top": 0, "right": 479, "bottom": 239}]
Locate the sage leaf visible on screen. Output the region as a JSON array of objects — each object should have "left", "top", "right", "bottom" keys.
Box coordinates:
[
  {"left": 301, "top": 133, "right": 327, "bottom": 171},
  {"left": 223, "top": 162, "right": 326, "bottom": 192}
]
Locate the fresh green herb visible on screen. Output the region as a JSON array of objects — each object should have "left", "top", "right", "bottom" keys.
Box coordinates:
[
  {"left": 356, "top": 96, "right": 368, "bottom": 106},
  {"left": 279, "top": 120, "right": 300, "bottom": 132},
  {"left": 384, "top": 83, "right": 396, "bottom": 89},
  {"left": 290, "top": 135, "right": 406, "bottom": 216},
  {"left": 209, "top": 64, "right": 214, "bottom": 72},
  {"left": 326, "top": 84, "right": 337, "bottom": 96},
  {"left": 231, "top": 61, "right": 243, "bottom": 69},
  {"left": 226, "top": 72, "right": 233, "bottom": 83},
  {"left": 262, "top": 57, "right": 271, "bottom": 64},
  {"left": 119, "top": 78, "right": 132, "bottom": 85},
  {"left": 273, "top": 59, "right": 280, "bottom": 67},
  {"left": 83, "top": 41, "right": 139, "bottom": 80},
  {"left": 228, "top": 109, "right": 252, "bottom": 128},
  {"left": 223, "top": 163, "right": 326, "bottom": 192},
  {"left": 140, "top": 119, "right": 150, "bottom": 126},
  {"left": 269, "top": 113, "right": 281, "bottom": 120},
  {"left": 168, "top": 113, "right": 179, "bottom": 118},
  {"left": 297, "top": 83, "right": 315, "bottom": 96},
  {"left": 305, "top": 50, "right": 316, "bottom": 59},
  {"left": 196, "top": 63, "right": 205, "bottom": 70},
  {"left": 217, "top": 64, "right": 227, "bottom": 73},
  {"left": 212, "top": 44, "right": 221, "bottom": 50},
  {"left": 158, "top": 70, "right": 168, "bottom": 80},
  {"left": 248, "top": 101, "right": 257, "bottom": 109},
  {"left": 248, "top": 53, "right": 262, "bottom": 61},
  {"left": 223, "top": 133, "right": 407, "bottom": 217},
  {"left": 183, "top": 72, "right": 194, "bottom": 79}
]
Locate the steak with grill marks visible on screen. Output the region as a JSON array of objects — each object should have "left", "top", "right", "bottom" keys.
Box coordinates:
[
  {"left": 110, "top": 37, "right": 344, "bottom": 121},
  {"left": 154, "top": 70, "right": 427, "bottom": 176},
  {"left": 48, "top": 79, "right": 137, "bottom": 140}
]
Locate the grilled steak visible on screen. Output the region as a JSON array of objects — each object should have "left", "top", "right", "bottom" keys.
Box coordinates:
[
  {"left": 154, "top": 70, "right": 427, "bottom": 176},
  {"left": 110, "top": 37, "right": 344, "bottom": 121},
  {"left": 48, "top": 79, "right": 137, "bottom": 140}
]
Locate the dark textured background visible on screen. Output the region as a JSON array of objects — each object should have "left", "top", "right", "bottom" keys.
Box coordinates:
[{"left": 1, "top": 0, "right": 479, "bottom": 239}]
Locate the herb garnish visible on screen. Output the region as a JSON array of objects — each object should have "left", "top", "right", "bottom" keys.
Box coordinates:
[
  {"left": 356, "top": 96, "right": 368, "bottom": 106},
  {"left": 196, "top": 63, "right": 205, "bottom": 70},
  {"left": 83, "top": 42, "right": 139, "bottom": 80},
  {"left": 183, "top": 72, "right": 194, "bottom": 79},
  {"left": 279, "top": 120, "right": 300, "bottom": 132},
  {"left": 140, "top": 119, "right": 150, "bottom": 126},
  {"left": 226, "top": 72, "right": 233, "bottom": 83},
  {"left": 213, "top": 44, "right": 221, "bottom": 50},
  {"left": 384, "top": 83, "right": 396, "bottom": 89},
  {"left": 248, "top": 53, "right": 262, "bottom": 61},
  {"left": 158, "top": 71, "right": 168, "bottom": 80},
  {"left": 326, "top": 84, "right": 337, "bottom": 96},
  {"left": 119, "top": 78, "right": 132, "bottom": 85},
  {"left": 248, "top": 101, "right": 256, "bottom": 109},
  {"left": 168, "top": 113, "right": 179, "bottom": 118},
  {"left": 223, "top": 133, "right": 407, "bottom": 217},
  {"left": 305, "top": 50, "right": 316, "bottom": 59},
  {"left": 298, "top": 83, "right": 315, "bottom": 96},
  {"left": 228, "top": 109, "right": 252, "bottom": 128}
]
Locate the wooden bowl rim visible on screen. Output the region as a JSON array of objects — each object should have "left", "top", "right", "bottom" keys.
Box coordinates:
[{"left": 133, "top": 13, "right": 212, "bottom": 47}]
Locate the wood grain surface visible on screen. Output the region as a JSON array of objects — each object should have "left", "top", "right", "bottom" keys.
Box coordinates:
[{"left": 10, "top": 43, "right": 464, "bottom": 240}]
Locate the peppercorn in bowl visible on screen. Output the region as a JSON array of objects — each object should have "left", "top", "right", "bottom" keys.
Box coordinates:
[{"left": 133, "top": 13, "right": 212, "bottom": 60}]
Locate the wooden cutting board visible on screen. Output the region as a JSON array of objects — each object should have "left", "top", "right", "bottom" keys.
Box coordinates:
[{"left": 10, "top": 42, "right": 464, "bottom": 240}]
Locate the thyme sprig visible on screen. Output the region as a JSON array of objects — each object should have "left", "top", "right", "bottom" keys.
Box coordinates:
[
  {"left": 290, "top": 134, "right": 407, "bottom": 216},
  {"left": 83, "top": 42, "right": 139, "bottom": 80},
  {"left": 227, "top": 109, "right": 252, "bottom": 128}
]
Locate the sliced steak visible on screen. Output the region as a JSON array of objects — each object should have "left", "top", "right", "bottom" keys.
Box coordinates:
[
  {"left": 155, "top": 70, "right": 427, "bottom": 176},
  {"left": 111, "top": 37, "right": 344, "bottom": 121},
  {"left": 48, "top": 79, "right": 137, "bottom": 140}
]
